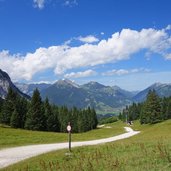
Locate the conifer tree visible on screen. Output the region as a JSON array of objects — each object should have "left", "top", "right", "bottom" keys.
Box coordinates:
[
  {"left": 161, "top": 97, "right": 168, "bottom": 120},
  {"left": 166, "top": 97, "right": 171, "bottom": 119},
  {"left": 0, "top": 97, "right": 3, "bottom": 112},
  {"left": 25, "top": 89, "right": 46, "bottom": 131},
  {"left": 140, "top": 90, "right": 162, "bottom": 124},
  {"left": 0, "top": 87, "right": 17, "bottom": 124},
  {"left": 45, "top": 98, "right": 59, "bottom": 132},
  {"left": 10, "top": 109, "right": 20, "bottom": 128},
  {"left": 91, "top": 108, "right": 98, "bottom": 129}
]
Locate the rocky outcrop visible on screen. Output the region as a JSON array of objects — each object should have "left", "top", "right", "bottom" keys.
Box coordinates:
[{"left": 0, "top": 69, "right": 30, "bottom": 99}]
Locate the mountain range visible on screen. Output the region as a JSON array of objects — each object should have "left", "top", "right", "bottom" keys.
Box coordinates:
[
  {"left": 0, "top": 69, "right": 29, "bottom": 99},
  {"left": 15, "top": 82, "right": 51, "bottom": 96},
  {"left": 1, "top": 69, "right": 171, "bottom": 114},
  {"left": 133, "top": 82, "right": 171, "bottom": 102},
  {"left": 40, "top": 79, "right": 134, "bottom": 114}
]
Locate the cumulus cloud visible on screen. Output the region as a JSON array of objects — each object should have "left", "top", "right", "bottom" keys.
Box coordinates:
[
  {"left": 164, "top": 53, "right": 171, "bottom": 59},
  {"left": 103, "top": 68, "right": 150, "bottom": 76},
  {"left": 64, "top": 70, "right": 97, "bottom": 78},
  {"left": 165, "top": 25, "right": 171, "bottom": 30},
  {"left": 0, "top": 26, "right": 171, "bottom": 81},
  {"left": 33, "top": 0, "right": 45, "bottom": 9},
  {"left": 78, "top": 35, "right": 99, "bottom": 43}
]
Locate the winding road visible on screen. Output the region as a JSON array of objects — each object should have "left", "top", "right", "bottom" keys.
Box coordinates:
[{"left": 0, "top": 127, "right": 140, "bottom": 169}]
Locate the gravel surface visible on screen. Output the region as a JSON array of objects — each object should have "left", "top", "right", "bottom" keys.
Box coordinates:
[{"left": 0, "top": 127, "right": 140, "bottom": 169}]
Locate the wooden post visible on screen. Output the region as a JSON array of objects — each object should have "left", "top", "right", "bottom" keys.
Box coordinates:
[{"left": 67, "top": 122, "right": 72, "bottom": 152}]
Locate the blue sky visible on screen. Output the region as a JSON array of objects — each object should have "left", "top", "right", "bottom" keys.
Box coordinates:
[{"left": 0, "top": 0, "right": 171, "bottom": 90}]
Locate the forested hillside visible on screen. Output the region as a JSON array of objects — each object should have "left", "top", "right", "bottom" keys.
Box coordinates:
[
  {"left": 0, "top": 88, "right": 98, "bottom": 133},
  {"left": 120, "top": 90, "right": 171, "bottom": 124}
]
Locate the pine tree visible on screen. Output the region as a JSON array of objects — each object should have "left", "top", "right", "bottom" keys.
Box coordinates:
[
  {"left": 161, "top": 97, "right": 168, "bottom": 120},
  {"left": 91, "top": 108, "right": 98, "bottom": 129},
  {"left": 166, "top": 97, "right": 171, "bottom": 119},
  {"left": 77, "top": 110, "right": 84, "bottom": 133},
  {"left": 0, "top": 98, "right": 4, "bottom": 122},
  {"left": 58, "top": 106, "right": 69, "bottom": 132},
  {"left": 140, "top": 90, "right": 162, "bottom": 124},
  {"left": 18, "top": 97, "right": 28, "bottom": 128},
  {"left": 25, "top": 89, "right": 46, "bottom": 131},
  {"left": 0, "top": 87, "right": 17, "bottom": 125},
  {"left": 10, "top": 109, "right": 20, "bottom": 128},
  {"left": 118, "top": 112, "right": 122, "bottom": 120},
  {"left": 69, "top": 107, "right": 78, "bottom": 133},
  {"left": 45, "top": 98, "right": 59, "bottom": 132},
  {"left": 0, "top": 97, "right": 3, "bottom": 112}
]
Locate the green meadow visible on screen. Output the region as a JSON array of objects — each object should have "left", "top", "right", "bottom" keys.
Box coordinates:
[
  {"left": 0, "top": 121, "right": 124, "bottom": 149},
  {"left": 1, "top": 120, "right": 171, "bottom": 171}
]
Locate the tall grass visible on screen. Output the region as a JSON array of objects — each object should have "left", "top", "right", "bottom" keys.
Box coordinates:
[{"left": 2, "top": 120, "right": 171, "bottom": 171}]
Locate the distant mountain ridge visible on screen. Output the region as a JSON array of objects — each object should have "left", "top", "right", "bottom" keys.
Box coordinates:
[
  {"left": 40, "top": 79, "right": 134, "bottom": 114},
  {"left": 133, "top": 82, "right": 171, "bottom": 102},
  {"left": 0, "top": 69, "right": 29, "bottom": 99},
  {"left": 15, "top": 82, "right": 51, "bottom": 96},
  {"left": 15, "top": 78, "right": 171, "bottom": 114},
  {"left": 1, "top": 68, "right": 170, "bottom": 114}
]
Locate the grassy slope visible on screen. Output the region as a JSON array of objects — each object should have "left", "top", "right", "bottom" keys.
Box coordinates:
[
  {"left": 2, "top": 120, "right": 171, "bottom": 171},
  {"left": 0, "top": 121, "right": 125, "bottom": 149}
]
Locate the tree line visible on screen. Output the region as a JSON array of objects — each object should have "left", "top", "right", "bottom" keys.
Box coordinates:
[
  {"left": 119, "top": 90, "right": 171, "bottom": 124},
  {"left": 0, "top": 88, "right": 98, "bottom": 133}
]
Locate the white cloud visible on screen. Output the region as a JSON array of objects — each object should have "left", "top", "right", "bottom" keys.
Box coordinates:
[
  {"left": 64, "top": 0, "right": 78, "bottom": 7},
  {"left": 103, "top": 68, "right": 151, "bottom": 76},
  {"left": 78, "top": 35, "right": 99, "bottom": 43},
  {"left": 0, "top": 26, "right": 171, "bottom": 81},
  {"left": 164, "top": 53, "right": 171, "bottom": 59},
  {"left": 64, "top": 70, "right": 97, "bottom": 78},
  {"left": 33, "top": 0, "right": 45, "bottom": 9},
  {"left": 165, "top": 25, "right": 171, "bottom": 30}
]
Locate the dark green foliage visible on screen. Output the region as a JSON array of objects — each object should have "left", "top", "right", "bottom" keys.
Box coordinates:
[
  {"left": 99, "top": 116, "right": 118, "bottom": 125},
  {"left": 0, "top": 87, "right": 18, "bottom": 124},
  {"left": 121, "top": 105, "right": 129, "bottom": 122},
  {"left": 1, "top": 88, "right": 98, "bottom": 133},
  {"left": 25, "top": 89, "right": 46, "bottom": 131},
  {"left": 0, "top": 97, "right": 3, "bottom": 112},
  {"left": 166, "top": 97, "right": 171, "bottom": 119},
  {"left": 10, "top": 109, "right": 20, "bottom": 128},
  {"left": 161, "top": 97, "right": 168, "bottom": 120},
  {"left": 56, "top": 106, "right": 98, "bottom": 133},
  {"left": 45, "top": 99, "right": 60, "bottom": 132},
  {"left": 0, "top": 88, "right": 28, "bottom": 128},
  {"left": 17, "top": 97, "right": 28, "bottom": 128},
  {"left": 121, "top": 90, "right": 171, "bottom": 125},
  {"left": 140, "top": 90, "right": 162, "bottom": 124}
]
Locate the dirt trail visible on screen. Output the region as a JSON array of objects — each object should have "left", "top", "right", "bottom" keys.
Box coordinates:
[{"left": 0, "top": 127, "right": 140, "bottom": 169}]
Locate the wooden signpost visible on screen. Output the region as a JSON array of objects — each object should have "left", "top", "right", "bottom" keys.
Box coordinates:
[{"left": 67, "top": 122, "right": 72, "bottom": 152}]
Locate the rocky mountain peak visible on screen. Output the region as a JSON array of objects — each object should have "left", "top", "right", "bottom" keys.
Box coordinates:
[
  {"left": 83, "top": 81, "right": 106, "bottom": 89},
  {"left": 0, "top": 69, "right": 10, "bottom": 80},
  {"left": 0, "top": 69, "right": 29, "bottom": 99},
  {"left": 55, "top": 79, "right": 80, "bottom": 88}
]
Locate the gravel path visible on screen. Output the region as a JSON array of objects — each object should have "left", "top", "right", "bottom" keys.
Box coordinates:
[{"left": 0, "top": 127, "right": 140, "bottom": 169}]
